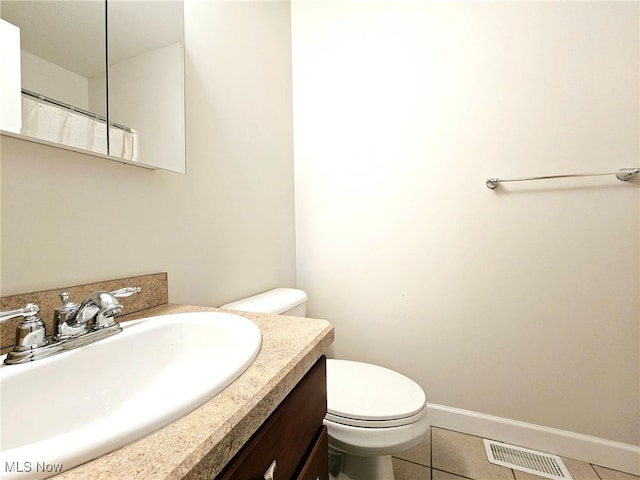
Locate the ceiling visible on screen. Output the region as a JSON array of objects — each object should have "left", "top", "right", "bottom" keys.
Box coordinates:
[{"left": 1, "top": 0, "right": 183, "bottom": 78}]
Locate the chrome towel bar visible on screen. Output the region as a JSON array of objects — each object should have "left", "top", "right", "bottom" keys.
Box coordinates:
[{"left": 486, "top": 167, "right": 639, "bottom": 189}]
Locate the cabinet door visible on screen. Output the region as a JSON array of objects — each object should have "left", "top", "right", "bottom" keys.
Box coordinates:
[
  {"left": 296, "top": 427, "right": 328, "bottom": 480},
  {"left": 217, "top": 356, "right": 327, "bottom": 480}
]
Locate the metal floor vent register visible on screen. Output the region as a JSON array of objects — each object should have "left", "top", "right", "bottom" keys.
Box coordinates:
[{"left": 483, "top": 440, "right": 573, "bottom": 480}]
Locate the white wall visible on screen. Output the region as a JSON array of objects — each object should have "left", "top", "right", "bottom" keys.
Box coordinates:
[
  {"left": 292, "top": 0, "right": 640, "bottom": 448},
  {"left": 1, "top": 1, "right": 295, "bottom": 307}
]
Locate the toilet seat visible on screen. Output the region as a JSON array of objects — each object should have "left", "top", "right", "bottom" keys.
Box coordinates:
[
  {"left": 326, "top": 359, "right": 426, "bottom": 428},
  {"left": 325, "top": 406, "right": 427, "bottom": 428}
]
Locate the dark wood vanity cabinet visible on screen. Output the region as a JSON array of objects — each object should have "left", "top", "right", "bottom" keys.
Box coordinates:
[{"left": 216, "top": 356, "right": 328, "bottom": 480}]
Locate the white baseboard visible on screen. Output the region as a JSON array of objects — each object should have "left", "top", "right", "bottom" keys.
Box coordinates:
[{"left": 427, "top": 403, "right": 640, "bottom": 476}]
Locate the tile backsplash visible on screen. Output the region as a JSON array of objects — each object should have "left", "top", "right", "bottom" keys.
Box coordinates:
[{"left": 0, "top": 273, "right": 168, "bottom": 353}]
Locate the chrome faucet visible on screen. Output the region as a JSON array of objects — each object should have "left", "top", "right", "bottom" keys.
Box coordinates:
[
  {"left": 55, "top": 287, "right": 140, "bottom": 339},
  {"left": 1, "top": 287, "right": 140, "bottom": 365}
]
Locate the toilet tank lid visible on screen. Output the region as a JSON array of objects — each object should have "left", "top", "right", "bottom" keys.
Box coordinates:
[{"left": 220, "top": 288, "right": 307, "bottom": 315}]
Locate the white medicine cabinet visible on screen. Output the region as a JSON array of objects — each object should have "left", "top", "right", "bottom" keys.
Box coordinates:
[{"left": 0, "top": 1, "right": 186, "bottom": 174}]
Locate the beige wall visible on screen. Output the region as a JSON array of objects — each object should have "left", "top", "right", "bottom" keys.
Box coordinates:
[
  {"left": 292, "top": 1, "right": 640, "bottom": 445},
  {"left": 1, "top": 1, "right": 296, "bottom": 306}
]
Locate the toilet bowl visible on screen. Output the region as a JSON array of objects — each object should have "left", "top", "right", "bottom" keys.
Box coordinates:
[
  {"left": 324, "top": 358, "right": 429, "bottom": 480},
  {"left": 221, "top": 288, "right": 429, "bottom": 480}
]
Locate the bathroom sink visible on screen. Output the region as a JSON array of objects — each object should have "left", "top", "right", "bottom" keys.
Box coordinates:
[{"left": 0, "top": 311, "right": 261, "bottom": 479}]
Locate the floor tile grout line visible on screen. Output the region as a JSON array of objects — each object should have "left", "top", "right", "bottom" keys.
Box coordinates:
[
  {"left": 591, "top": 463, "right": 604, "bottom": 480},
  {"left": 429, "top": 428, "right": 437, "bottom": 477},
  {"left": 392, "top": 456, "right": 429, "bottom": 469},
  {"left": 430, "top": 467, "right": 477, "bottom": 480},
  {"left": 594, "top": 464, "right": 640, "bottom": 480}
]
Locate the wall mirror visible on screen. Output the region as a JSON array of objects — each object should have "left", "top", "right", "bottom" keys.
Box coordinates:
[{"left": 0, "top": 0, "right": 186, "bottom": 174}]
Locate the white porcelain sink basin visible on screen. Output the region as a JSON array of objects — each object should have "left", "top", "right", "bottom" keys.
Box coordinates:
[{"left": 0, "top": 311, "right": 261, "bottom": 479}]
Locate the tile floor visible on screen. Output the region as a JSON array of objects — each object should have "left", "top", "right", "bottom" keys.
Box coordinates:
[{"left": 391, "top": 427, "right": 640, "bottom": 480}]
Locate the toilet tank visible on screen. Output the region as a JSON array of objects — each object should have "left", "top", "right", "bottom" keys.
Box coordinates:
[{"left": 220, "top": 288, "right": 308, "bottom": 317}]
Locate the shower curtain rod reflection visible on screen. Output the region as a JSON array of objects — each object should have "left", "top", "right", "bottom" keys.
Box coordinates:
[
  {"left": 21, "top": 88, "right": 133, "bottom": 133},
  {"left": 485, "top": 167, "right": 639, "bottom": 189}
]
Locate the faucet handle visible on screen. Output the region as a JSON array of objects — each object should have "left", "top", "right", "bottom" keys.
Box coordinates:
[
  {"left": 0, "top": 303, "right": 48, "bottom": 351},
  {"left": 0, "top": 303, "right": 40, "bottom": 323},
  {"left": 91, "top": 287, "right": 140, "bottom": 330},
  {"left": 110, "top": 287, "right": 141, "bottom": 298}
]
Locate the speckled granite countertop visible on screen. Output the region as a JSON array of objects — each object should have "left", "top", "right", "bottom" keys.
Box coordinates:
[{"left": 52, "top": 304, "right": 334, "bottom": 480}]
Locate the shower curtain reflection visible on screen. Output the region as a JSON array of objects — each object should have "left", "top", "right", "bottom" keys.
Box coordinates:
[{"left": 21, "top": 93, "right": 138, "bottom": 161}]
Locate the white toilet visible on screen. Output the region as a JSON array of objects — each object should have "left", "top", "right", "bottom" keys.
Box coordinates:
[{"left": 221, "top": 288, "right": 430, "bottom": 480}]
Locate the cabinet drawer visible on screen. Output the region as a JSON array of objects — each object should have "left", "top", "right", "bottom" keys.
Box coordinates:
[
  {"left": 216, "top": 356, "right": 327, "bottom": 480},
  {"left": 296, "top": 426, "right": 328, "bottom": 480}
]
